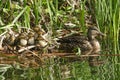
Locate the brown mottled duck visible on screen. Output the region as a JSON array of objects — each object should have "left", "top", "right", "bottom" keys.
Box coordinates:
[{"left": 57, "top": 27, "right": 105, "bottom": 54}]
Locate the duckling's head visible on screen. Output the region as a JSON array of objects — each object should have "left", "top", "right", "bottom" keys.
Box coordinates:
[{"left": 87, "top": 27, "right": 105, "bottom": 40}]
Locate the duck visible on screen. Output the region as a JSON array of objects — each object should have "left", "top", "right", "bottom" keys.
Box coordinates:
[{"left": 57, "top": 27, "right": 105, "bottom": 54}]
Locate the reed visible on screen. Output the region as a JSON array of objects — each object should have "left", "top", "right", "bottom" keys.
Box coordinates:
[
  {"left": 94, "top": 0, "right": 120, "bottom": 54},
  {"left": 0, "top": 0, "right": 119, "bottom": 54}
]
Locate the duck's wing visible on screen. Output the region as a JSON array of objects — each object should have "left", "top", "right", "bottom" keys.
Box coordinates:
[
  {"left": 57, "top": 34, "right": 92, "bottom": 53},
  {"left": 57, "top": 35, "right": 88, "bottom": 44}
]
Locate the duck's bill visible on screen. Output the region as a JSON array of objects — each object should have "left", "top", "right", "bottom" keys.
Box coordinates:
[{"left": 99, "top": 31, "right": 106, "bottom": 36}]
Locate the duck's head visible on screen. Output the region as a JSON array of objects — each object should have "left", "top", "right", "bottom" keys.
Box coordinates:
[{"left": 87, "top": 27, "right": 105, "bottom": 40}]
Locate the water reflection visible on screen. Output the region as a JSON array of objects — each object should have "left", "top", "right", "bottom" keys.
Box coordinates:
[{"left": 1, "top": 55, "right": 120, "bottom": 80}]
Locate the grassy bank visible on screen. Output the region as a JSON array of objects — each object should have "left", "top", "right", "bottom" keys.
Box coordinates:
[{"left": 0, "top": 0, "right": 119, "bottom": 54}]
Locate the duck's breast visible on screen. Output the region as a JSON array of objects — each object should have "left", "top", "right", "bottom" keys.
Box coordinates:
[{"left": 90, "top": 40, "right": 101, "bottom": 53}]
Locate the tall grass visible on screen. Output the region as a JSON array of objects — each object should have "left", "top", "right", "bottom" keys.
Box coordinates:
[
  {"left": 0, "top": 1, "right": 30, "bottom": 31},
  {"left": 94, "top": 0, "right": 120, "bottom": 54},
  {"left": 0, "top": 0, "right": 119, "bottom": 54}
]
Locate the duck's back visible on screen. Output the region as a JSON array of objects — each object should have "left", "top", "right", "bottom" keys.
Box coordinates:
[{"left": 57, "top": 34, "right": 92, "bottom": 52}]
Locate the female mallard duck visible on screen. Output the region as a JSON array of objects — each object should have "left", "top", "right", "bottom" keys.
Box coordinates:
[{"left": 57, "top": 27, "right": 105, "bottom": 54}]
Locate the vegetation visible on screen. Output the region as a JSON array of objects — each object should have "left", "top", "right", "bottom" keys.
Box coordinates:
[
  {"left": 0, "top": 0, "right": 119, "bottom": 54},
  {"left": 94, "top": 0, "right": 120, "bottom": 54},
  {"left": 0, "top": 0, "right": 120, "bottom": 79}
]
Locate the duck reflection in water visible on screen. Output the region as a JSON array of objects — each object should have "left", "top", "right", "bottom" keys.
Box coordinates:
[{"left": 57, "top": 26, "right": 105, "bottom": 55}]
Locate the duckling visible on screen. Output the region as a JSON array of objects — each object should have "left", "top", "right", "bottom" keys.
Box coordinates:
[
  {"left": 5, "top": 33, "right": 15, "bottom": 46},
  {"left": 57, "top": 27, "right": 105, "bottom": 54},
  {"left": 36, "top": 36, "right": 48, "bottom": 48},
  {"left": 33, "top": 25, "right": 46, "bottom": 39},
  {"left": 18, "top": 32, "right": 28, "bottom": 46},
  {"left": 28, "top": 31, "right": 35, "bottom": 45},
  {"left": 33, "top": 25, "right": 45, "bottom": 34}
]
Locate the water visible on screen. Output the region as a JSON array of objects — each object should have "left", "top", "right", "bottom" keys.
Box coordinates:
[{"left": 0, "top": 55, "right": 120, "bottom": 80}]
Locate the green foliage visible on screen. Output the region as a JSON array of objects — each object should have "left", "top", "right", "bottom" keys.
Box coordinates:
[
  {"left": 0, "top": 0, "right": 119, "bottom": 54},
  {"left": 94, "top": 0, "right": 120, "bottom": 54},
  {"left": 0, "top": 1, "right": 120, "bottom": 80},
  {"left": 74, "top": 47, "right": 81, "bottom": 55}
]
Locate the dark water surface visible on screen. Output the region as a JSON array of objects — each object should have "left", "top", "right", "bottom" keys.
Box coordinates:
[{"left": 0, "top": 55, "right": 120, "bottom": 80}]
